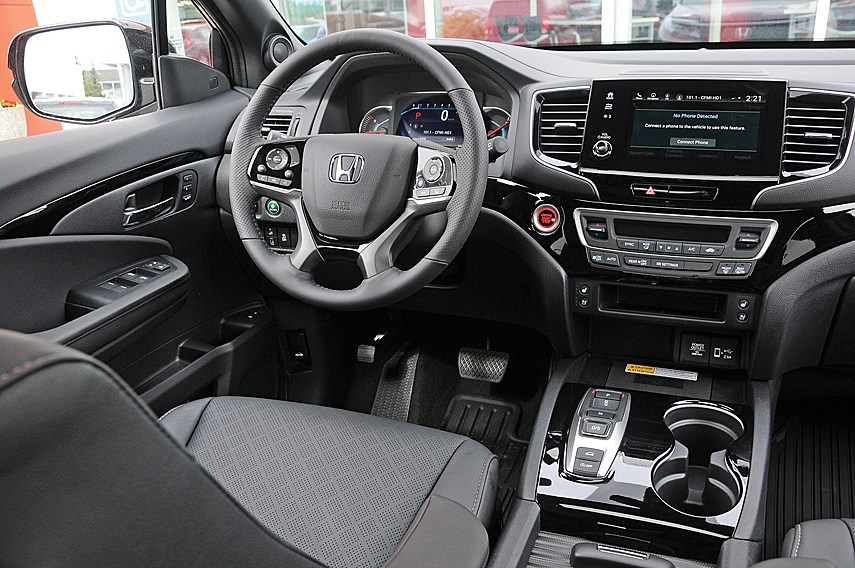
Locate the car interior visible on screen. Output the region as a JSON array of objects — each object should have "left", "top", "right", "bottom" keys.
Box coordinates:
[{"left": 2, "top": 1, "right": 855, "bottom": 567}]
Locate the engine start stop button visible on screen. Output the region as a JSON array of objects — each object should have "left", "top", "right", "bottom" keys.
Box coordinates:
[{"left": 533, "top": 203, "right": 561, "bottom": 235}]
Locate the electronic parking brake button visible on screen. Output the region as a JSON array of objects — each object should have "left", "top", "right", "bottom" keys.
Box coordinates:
[{"left": 577, "top": 448, "right": 605, "bottom": 462}]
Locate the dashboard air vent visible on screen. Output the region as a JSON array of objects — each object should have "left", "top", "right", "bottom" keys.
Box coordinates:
[
  {"left": 535, "top": 88, "right": 590, "bottom": 171},
  {"left": 783, "top": 91, "right": 852, "bottom": 178},
  {"left": 262, "top": 112, "right": 295, "bottom": 139}
]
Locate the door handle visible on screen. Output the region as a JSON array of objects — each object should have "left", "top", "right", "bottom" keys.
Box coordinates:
[{"left": 123, "top": 197, "right": 175, "bottom": 227}]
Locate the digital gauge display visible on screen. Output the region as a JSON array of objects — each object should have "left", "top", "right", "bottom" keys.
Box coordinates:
[{"left": 394, "top": 94, "right": 464, "bottom": 146}]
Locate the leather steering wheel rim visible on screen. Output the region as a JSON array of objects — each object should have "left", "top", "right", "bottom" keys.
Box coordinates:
[{"left": 229, "top": 29, "right": 488, "bottom": 311}]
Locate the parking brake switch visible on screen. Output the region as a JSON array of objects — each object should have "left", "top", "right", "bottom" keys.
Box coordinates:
[{"left": 566, "top": 389, "right": 631, "bottom": 480}]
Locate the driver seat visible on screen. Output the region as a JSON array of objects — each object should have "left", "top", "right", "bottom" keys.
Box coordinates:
[{"left": 0, "top": 330, "right": 498, "bottom": 568}]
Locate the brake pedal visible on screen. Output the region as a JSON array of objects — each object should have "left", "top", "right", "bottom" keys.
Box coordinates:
[{"left": 458, "top": 347, "right": 509, "bottom": 383}]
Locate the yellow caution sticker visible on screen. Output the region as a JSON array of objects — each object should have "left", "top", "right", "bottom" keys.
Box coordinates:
[{"left": 625, "top": 364, "right": 698, "bottom": 382}]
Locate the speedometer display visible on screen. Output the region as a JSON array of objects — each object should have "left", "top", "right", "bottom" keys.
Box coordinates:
[{"left": 395, "top": 99, "right": 464, "bottom": 146}]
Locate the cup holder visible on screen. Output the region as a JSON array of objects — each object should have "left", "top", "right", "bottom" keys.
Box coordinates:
[{"left": 651, "top": 401, "right": 745, "bottom": 517}]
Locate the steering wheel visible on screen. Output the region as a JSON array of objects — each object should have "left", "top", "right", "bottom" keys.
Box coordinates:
[{"left": 229, "top": 29, "right": 489, "bottom": 311}]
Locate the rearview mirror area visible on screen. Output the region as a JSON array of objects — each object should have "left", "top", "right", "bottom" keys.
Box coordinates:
[{"left": 7, "top": 20, "right": 154, "bottom": 125}]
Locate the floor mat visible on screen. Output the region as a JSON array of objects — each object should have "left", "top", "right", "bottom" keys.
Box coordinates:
[
  {"left": 440, "top": 395, "right": 528, "bottom": 521},
  {"left": 765, "top": 402, "right": 855, "bottom": 559}
]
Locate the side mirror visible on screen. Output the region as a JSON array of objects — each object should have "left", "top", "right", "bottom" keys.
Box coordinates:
[{"left": 7, "top": 20, "right": 154, "bottom": 125}]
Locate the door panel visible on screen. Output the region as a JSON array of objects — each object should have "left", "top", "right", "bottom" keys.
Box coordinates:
[
  {"left": 0, "top": 235, "right": 175, "bottom": 333},
  {"left": 0, "top": 84, "right": 275, "bottom": 407},
  {"left": 0, "top": 90, "right": 248, "bottom": 234}
]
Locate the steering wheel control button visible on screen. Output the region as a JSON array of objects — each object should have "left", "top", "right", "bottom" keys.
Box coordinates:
[
  {"left": 592, "top": 140, "right": 613, "bottom": 159},
  {"left": 265, "top": 199, "right": 281, "bottom": 217},
  {"left": 415, "top": 188, "right": 431, "bottom": 198},
  {"left": 265, "top": 148, "right": 288, "bottom": 171},
  {"left": 423, "top": 157, "right": 445, "bottom": 183},
  {"left": 533, "top": 204, "right": 561, "bottom": 235}
]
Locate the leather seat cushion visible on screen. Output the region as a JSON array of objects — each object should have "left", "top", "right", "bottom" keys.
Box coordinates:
[
  {"left": 781, "top": 519, "right": 855, "bottom": 568},
  {"left": 161, "top": 396, "right": 497, "bottom": 568}
]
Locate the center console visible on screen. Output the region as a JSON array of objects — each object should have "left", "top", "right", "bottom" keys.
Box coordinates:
[{"left": 534, "top": 360, "right": 757, "bottom": 565}]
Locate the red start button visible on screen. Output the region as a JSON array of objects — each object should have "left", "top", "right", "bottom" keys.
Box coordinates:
[{"left": 533, "top": 203, "right": 561, "bottom": 235}]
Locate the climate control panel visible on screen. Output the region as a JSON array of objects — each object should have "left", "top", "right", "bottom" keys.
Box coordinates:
[{"left": 573, "top": 208, "right": 777, "bottom": 279}]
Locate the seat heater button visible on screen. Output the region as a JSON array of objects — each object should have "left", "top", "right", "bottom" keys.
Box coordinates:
[
  {"left": 581, "top": 419, "right": 611, "bottom": 438},
  {"left": 573, "top": 457, "right": 601, "bottom": 476},
  {"left": 576, "top": 448, "right": 605, "bottom": 462}
]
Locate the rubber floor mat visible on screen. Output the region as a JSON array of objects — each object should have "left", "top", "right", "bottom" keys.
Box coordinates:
[
  {"left": 765, "top": 404, "right": 855, "bottom": 559},
  {"left": 440, "top": 395, "right": 527, "bottom": 522}
]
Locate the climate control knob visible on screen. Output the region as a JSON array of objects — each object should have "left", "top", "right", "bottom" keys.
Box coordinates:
[{"left": 592, "top": 140, "right": 613, "bottom": 159}]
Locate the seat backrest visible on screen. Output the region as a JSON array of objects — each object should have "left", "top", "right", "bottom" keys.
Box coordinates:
[{"left": 0, "top": 330, "right": 325, "bottom": 568}]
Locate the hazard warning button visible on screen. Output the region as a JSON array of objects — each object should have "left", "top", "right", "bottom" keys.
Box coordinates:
[{"left": 631, "top": 183, "right": 669, "bottom": 198}]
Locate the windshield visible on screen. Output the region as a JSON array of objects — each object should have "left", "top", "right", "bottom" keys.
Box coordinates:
[{"left": 270, "top": 0, "right": 855, "bottom": 47}]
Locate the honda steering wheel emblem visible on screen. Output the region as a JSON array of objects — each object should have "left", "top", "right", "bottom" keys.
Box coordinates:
[{"left": 329, "top": 154, "right": 364, "bottom": 183}]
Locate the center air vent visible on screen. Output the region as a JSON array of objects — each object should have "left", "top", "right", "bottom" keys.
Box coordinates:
[
  {"left": 262, "top": 112, "right": 295, "bottom": 140},
  {"left": 783, "top": 90, "right": 852, "bottom": 178},
  {"left": 534, "top": 88, "right": 590, "bottom": 171}
]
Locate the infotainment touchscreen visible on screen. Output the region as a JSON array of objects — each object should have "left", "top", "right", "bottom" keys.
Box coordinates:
[{"left": 581, "top": 79, "right": 787, "bottom": 178}]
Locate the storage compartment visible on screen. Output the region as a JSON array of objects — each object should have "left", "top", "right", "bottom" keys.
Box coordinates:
[
  {"left": 651, "top": 401, "right": 745, "bottom": 517},
  {"left": 117, "top": 304, "right": 279, "bottom": 415},
  {"left": 599, "top": 284, "right": 726, "bottom": 322}
]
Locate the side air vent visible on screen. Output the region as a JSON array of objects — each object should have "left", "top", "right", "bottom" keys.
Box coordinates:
[
  {"left": 782, "top": 90, "right": 852, "bottom": 178},
  {"left": 262, "top": 112, "right": 295, "bottom": 139},
  {"left": 534, "top": 88, "right": 590, "bottom": 171}
]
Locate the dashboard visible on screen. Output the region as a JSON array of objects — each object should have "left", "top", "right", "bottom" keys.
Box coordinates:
[{"left": 246, "top": 42, "right": 855, "bottom": 376}]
